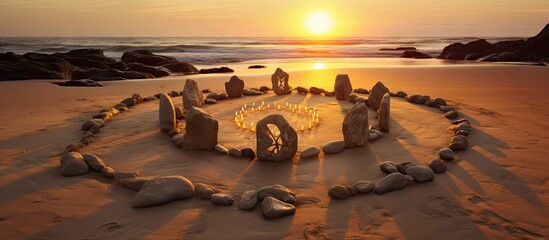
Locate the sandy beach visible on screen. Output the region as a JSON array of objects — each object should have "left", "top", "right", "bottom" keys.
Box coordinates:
[{"left": 0, "top": 59, "right": 548, "bottom": 239}]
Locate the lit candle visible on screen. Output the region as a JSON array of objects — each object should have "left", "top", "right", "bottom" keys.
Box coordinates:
[
  {"left": 245, "top": 110, "right": 248, "bottom": 114},
  {"left": 267, "top": 104, "right": 270, "bottom": 109},
  {"left": 252, "top": 107, "right": 255, "bottom": 112},
  {"left": 262, "top": 101, "right": 264, "bottom": 106},
  {"left": 301, "top": 125, "right": 304, "bottom": 131},
  {"left": 278, "top": 105, "right": 281, "bottom": 110},
  {"left": 309, "top": 123, "right": 312, "bottom": 129},
  {"left": 253, "top": 102, "right": 255, "bottom": 107},
  {"left": 252, "top": 127, "right": 255, "bottom": 132},
  {"left": 245, "top": 104, "right": 247, "bottom": 109},
  {"left": 286, "top": 102, "right": 289, "bottom": 107},
  {"left": 243, "top": 123, "right": 246, "bottom": 129}
]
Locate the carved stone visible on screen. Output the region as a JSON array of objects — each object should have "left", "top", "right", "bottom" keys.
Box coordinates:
[
  {"left": 271, "top": 68, "right": 291, "bottom": 95},
  {"left": 256, "top": 114, "right": 297, "bottom": 161}
]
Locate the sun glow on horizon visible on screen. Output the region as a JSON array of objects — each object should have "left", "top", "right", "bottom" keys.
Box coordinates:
[{"left": 305, "top": 12, "right": 333, "bottom": 35}]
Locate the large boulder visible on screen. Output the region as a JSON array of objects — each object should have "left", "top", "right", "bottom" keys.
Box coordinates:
[
  {"left": 199, "top": 67, "right": 234, "bottom": 74},
  {"left": 159, "top": 93, "right": 176, "bottom": 132},
  {"left": 132, "top": 176, "right": 195, "bottom": 208},
  {"left": 182, "top": 79, "right": 204, "bottom": 110},
  {"left": 182, "top": 107, "right": 218, "bottom": 150},
  {"left": 271, "top": 68, "right": 291, "bottom": 95},
  {"left": 368, "top": 81, "right": 389, "bottom": 111},
  {"left": 515, "top": 23, "right": 549, "bottom": 61},
  {"left": 225, "top": 75, "right": 245, "bottom": 98},
  {"left": 334, "top": 74, "right": 353, "bottom": 100},
  {"left": 343, "top": 103, "right": 369, "bottom": 148},
  {"left": 57, "top": 49, "right": 114, "bottom": 63},
  {"left": 261, "top": 196, "right": 296, "bottom": 219},
  {"left": 256, "top": 114, "right": 297, "bottom": 162},
  {"left": 126, "top": 62, "right": 170, "bottom": 77},
  {"left": 0, "top": 52, "right": 74, "bottom": 80},
  {"left": 378, "top": 93, "right": 390, "bottom": 132}
]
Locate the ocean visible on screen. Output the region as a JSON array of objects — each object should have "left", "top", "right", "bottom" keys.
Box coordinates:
[{"left": 0, "top": 37, "right": 525, "bottom": 65}]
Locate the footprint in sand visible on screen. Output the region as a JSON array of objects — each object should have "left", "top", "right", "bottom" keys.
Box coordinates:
[{"left": 97, "top": 221, "right": 123, "bottom": 232}]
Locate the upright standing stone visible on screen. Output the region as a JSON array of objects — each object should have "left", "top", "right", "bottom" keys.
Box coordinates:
[
  {"left": 182, "top": 79, "right": 203, "bottom": 110},
  {"left": 368, "top": 81, "right": 389, "bottom": 111},
  {"left": 182, "top": 107, "right": 218, "bottom": 150},
  {"left": 256, "top": 114, "right": 298, "bottom": 161},
  {"left": 159, "top": 93, "right": 176, "bottom": 132},
  {"left": 343, "top": 103, "right": 369, "bottom": 148},
  {"left": 225, "top": 75, "right": 245, "bottom": 98},
  {"left": 378, "top": 93, "right": 390, "bottom": 132},
  {"left": 334, "top": 74, "right": 353, "bottom": 100},
  {"left": 271, "top": 68, "right": 291, "bottom": 95}
]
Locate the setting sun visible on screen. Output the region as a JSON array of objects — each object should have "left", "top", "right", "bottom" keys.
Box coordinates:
[{"left": 305, "top": 12, "right": 333, "bottom": 34}]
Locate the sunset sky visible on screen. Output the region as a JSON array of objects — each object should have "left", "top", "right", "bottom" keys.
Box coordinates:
[{"left": 0, "top": 0, "right": 547, "bottom": 37}]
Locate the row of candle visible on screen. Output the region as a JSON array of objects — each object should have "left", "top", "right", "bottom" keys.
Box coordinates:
[{"left": 234, "top": 101, "right": 320, "bottom": 132}]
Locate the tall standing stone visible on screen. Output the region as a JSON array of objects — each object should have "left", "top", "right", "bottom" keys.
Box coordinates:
[
  {"left": 182, "top": 107, "right": 218, "bottom": 150},
  {"left": 182, "top": 79, "right": 203, "bottom": 110},
  {"left": 343, "top": 103, "right": 369, "bottom": 148},
  {"left": 256, "top": 114, "right": 297, "bottom": 161},
  {"left": 271, "top": 68, "right": 291, "bottom": 95},
  {"left": 334, "top": 74, "right": 353, "bottom": 100},
  {"left": 225, "top": 75, "right": 245, "bottom": 98},
  {"left": 368, "top": 81, "right": 389, "bottom": 111},
  {"left": 378, "top": 93, "right": 390, "bottom": 132},
  {"left": 159, "top": 93, "right": 176, "bottom": 132}
]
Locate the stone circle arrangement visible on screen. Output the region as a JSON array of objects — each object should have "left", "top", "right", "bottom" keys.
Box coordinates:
[{"left": 59, "top": 67, "right": 472, "bottom": 220}]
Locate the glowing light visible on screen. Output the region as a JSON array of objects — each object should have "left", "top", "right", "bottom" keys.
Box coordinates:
[
  {"left": 306, "top": 12, "right": 333, "bottom": 34},
  {"left": 313, "top": 62, "right": 325, "bottom": 69}
]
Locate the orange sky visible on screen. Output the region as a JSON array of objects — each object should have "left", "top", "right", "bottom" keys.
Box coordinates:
[{"left": 0, "top": 0, "right": 547, "bottom": 37}]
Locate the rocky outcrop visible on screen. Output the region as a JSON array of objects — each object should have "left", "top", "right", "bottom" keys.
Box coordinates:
[
  {"left": 401, "top": 50, "right": 432, "bottom": 59},
  {"left": 126, "top": 62, "right": 170, "bottom": 77},
  {"left": 72, "top": 68, "right": 154, "bottom": 80},
  {"left": 438, "top": 23, "right": 549, "bottom": 62},
  {"left": 198, "top": 67, "right": 234, "bottom": 74},
  {"left": 0, "top": 52, "right": 75, "bottom": 80}
]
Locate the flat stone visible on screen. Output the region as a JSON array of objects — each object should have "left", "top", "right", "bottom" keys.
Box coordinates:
[
  {"left": 195, "top": 183, "right": 216, "bottom": 199},
  {"left": 445, "top": 110, "right": 459, "bottom": 119},
  {"left": 261, "top": 196, "right": 296, "bottom": 219},
  {"left": 211, "top": 193, "right": 234, "bottom": 206},
  {"left": 81, "top": 119, "right": 105, "bottom": 131},
  {"left": 380, "top": 161, "right": 399, "bottom": 174},
  {"left": 300, "top": 146, "right": 321, "bottom": 158},
  {"left": 60, "top": 152, "right": 89, "bottom": 177},
  {"left": 322, "top": 140, "right": 346, "bottom": 154},
  {"left": 374, "top": 173, "right": 414, "bottom": 194},
  {"left": 132, "top": 176, "right": 195, "bottom": 208},
  {"left": 405, "top": 165, "right": 435, "bottom": 182},
  {"left": 346, "top": 186, "right": 358, "bottom": 196},
  {"left": 118, "top": 177, "right": 154, "bottom": 191},
  {"left": 354, "top": 88, "right": 369, "bottom": 94},
  {"left": 101, "top": 167, "right": 115, "bottom": 178},
  {"left": 439, "top": 105, "right": 455, "bottom": 112},
  {"left": 328, "top": 185, "right": 351, "bottom": 199},
  {"left": 353, "top": 181, "right": 374, "bottom": 194}
]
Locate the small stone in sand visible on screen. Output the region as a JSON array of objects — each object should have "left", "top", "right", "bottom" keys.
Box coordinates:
[
  {"left": 405, "top": 165, "right": 435, "bottom": 182},
  {"left": 346, "top": 186, "right": 358, "bottom": 196},
  {"left": 374, "top": 173, "right": 414, "bottom": 194},
  {"left": 241, "top": 147, "right": 256, "bottom": 159},
  {"left": 257, "top": 184, "right": 296, "bottom": 204},
  {"left": 449, "top": 135, "right": 468, "bottom": 151},
  {"left": 300, "top": 146, "right": 321, "bottom": 158},
  {"left": 429, "top": 158, "right": 447, "bottom": 173},
  {"left": 81, "top": 119, "right": 105, "bottom": 131},
  {"left": 132, "top": 176, "right": 195, "bottom": 208},
  {"left": 322, "top": 140, "right": 346, "bottom": 154},
  {"left": 211, "top": 193, "right": 234, "bottom": 206},
  {"left": 228, "top": 148, "right": 242, "bottom": 158},
  {"left": 380, "top": 161, "right": 399, "bottom": 174},
  {"left": 167, "top": 128, "right": 180, "bottom": 137},
  {"left": 354, "top": 88, "right": 369, "bottom": 94},
  {"left": 261, "top": 196, "right": 296, "bottom": 219},
  {"left": 353, "top": 181, "right": 374, "bottom": 194},
  {"left": 439, "top": 105, "right": 455, "bottom": 112},
  {"left": 118, "top": 177, "right": 154, "bottom": 191},
  {"left": 215, "top": 144, "right": 229, "bottom": 154},
  {"left": 82, "top": 153, "right": 106, "bottom": 172},
  {"left": 439, "top": 148, "right": 455, "bottom": 161},
  {"left": 101, "top": 167, "right": 115, "bottom": 178},
  {"left": 328, "top": 185, "right": 351, "bottom": 199},
  {"left": 60, "top": 152, "right": 89, "bottom": 177},
  {"left": 205, "top": 98, "right": 217, "bottom": 104},
  {"left": 296, "top": 86, "right": 308, "bottom": 94},
  {"left": 238, "top": 190, "right": 258, "bottom": 210},
  {"left": 445, "top": 110, "right": 459, "bottom": 119},
  {"left": 195, "top": 183, "right": 216, "bottom": 199}
]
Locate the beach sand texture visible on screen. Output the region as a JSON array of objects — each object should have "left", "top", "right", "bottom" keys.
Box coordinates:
[{"left": 0, "top": 63, "right": 548, "bottom": 239}]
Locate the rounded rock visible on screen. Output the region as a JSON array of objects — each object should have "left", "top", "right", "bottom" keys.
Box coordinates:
[
  {"left": 429, "top": 158, "right": 447, "bottom": 173},
  {"left": 405, "top": 165, "right": 435, "bottom": 183},
  {"left": 353, "top": 181, "right": 374, "bottom": 194},
  {"left": 300, "top": 146, "right": 321, "bottom": 158},
  {"left": 228, "top": 148, "right": 242, "bottom": 158},
  {"left": 215, "top": 144, "right": 229, "bottom": 154},
  {"left": 322, "top": 140, "right": 346, "bottom": 154},
  {"left": 211, "top": 193, "right": 234, "bottom": 206},
  {"left": 328, "top": 185, "right": 351, "bottom": 199},
  {"left": 439, "top": 148, "right": 455, "bottom": 161},
  {"left": 241, "top": 147, "right": 256, "bottom": 159},
  {"left": 195, "top": 183, "right": 216, "bottom": 199},
  {"left": 101, "top": 167, "right": 115, "bottom": 178},
  {"left": 238, "top": 190, "right": 258, "bottom": 210}
]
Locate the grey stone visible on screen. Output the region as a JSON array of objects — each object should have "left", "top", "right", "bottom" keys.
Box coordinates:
[
  {"left": 296, "top": 86, "right": 308, "bottom": 94},
  {"left": 353, "top": 181, "right": 374, "bottom": 194},
  {"left": 204, "top": 98, "right": 217, "bottom": 104},
  {"left": 159, "top": 93, "right": 176, "bottom": 132},
  {"left": 195, "top": 183, "right": 216, "bottom": 199},
  {"left": 241, "top": 147, "right": 256, "bottom": 159},
  {"left": 114, "top": 171, "right": 140, "bottom": 180},
  {"left": 449, "top": 135, "right": 468, "bottom": 151},
  {"left": 225, "top": 75, "right": 245, "bottom": 98},
  {"left": 346, "top": 186, "right": 358, "bottom": 196},
  {"left": 211, "top": 193, "right": 234, "bottom": 206},
  {"left": 219, "top": 92, "right": 228, "bottom": 99},
  {"left": 456, "top": 130, "right": 470, "bottom": 136},
  {"left": 256, "top": 114, "right": 297, "bottom": 162},
  {"left": 182, "top": 79, "right": 204, "bottom": 110},
  {"left": 334, "top": 74, "right": 353, "bottom": 100},
  {"left": 354, "top": 88, "right": 369, "bottom": 94},
  {"left": 453, "top": 122, "right": 472, "bottom": 133},
  {"left": 343, "top": 103, "right": 369, "bottom": 148},
  {"left": 257, "top": 184, "right": 296, "bottom": 204},
  {"left": 439, "top": 148, "right": 455, "bottom": 161},
  {"left": 445, "top": 110, "right": 459, "bottom": 119},
  {"left": 261, "top": 196, "right": 296, "bottom": 219},
  {"left": 182, "top": 107, "right": 218, "bottom": 150},
  {"left": 439, "top": 105, "right": 455, "bottom": 112},
  {"left": 60, "top": 152, "right": 89, "bottom": 177},
  {"left": 172, "top": 134, "right": 185, "bottom": 147},
  {"left": 380, "top": 161, "right": 399, "bottom": 174},
  {"left": 300, "top": 146, "right": 321, "bottom": 158},
  {"left": 368, "top": 81, "right": 389, "bottom": 111},
  {"left": 322, "top": 140, "right": 346, "bottom": 154},
  {"left": 132, "top": 176, "right": 195, "bottom": 208},
  {"left": 118, "top": 177, "right": 154, "bottom": 191},
  {"left": 228, "top": 148, "right": 242, "bottom": 158},
  {"left": 215, "top": 144, "right": 229, "bottom": 154},
  {"left": 396, "top": 162, "right": 415, "bottom": 174},
  {"left": 429, "top": 158, "right": 447, "bottom": 173},
  {"left": 309, "top": 87, "right": 325, "bottom": 94},
  {"left": 405, "top": 165, "right": 435, "bottom": 182},
  {"left": 101, "top": 167, "right": 115, "bottom": 178},
  {"left": 374, "top": 173, "right": 414, "bottom": 194},
  {"left": 378, "top": 93, "right": 390, "bottom": 132},
  {"left": 328, "top": 185, "right": 351, "bottom": 199},
  {"left": 206, "top": 92, "right": 222, "bottom": 100},
  {"left": 238, "top": 190, "right": 258, "bottom": 210},
  {"left": 167, "top": 128, "right": 180, "bottom": 137},
  {"left": 81, "top": 119, "right": 105, "bottom": 131},
  {"left": 242, "top": 89, "right": 263, "bottom": 96},
  {"left": 271, "top": 68, "right": 291, "bottom": 95},
  {"left": 82, "top": 153, "right": 106, "bottom": 172}
]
